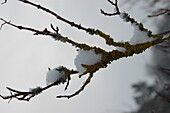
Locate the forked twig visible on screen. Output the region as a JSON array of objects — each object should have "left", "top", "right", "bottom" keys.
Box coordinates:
[
  {"left": 1, "top": 0, "right": 170, "bottom": 102},
  {"left": 100, "top": 0, "right": 120, "bottom": 16},
  {"left": 17, "top": 0, "right": 118, "bottom": 46},
  {"left": 57, "top": 73, "right": 93, "bottom": 99},
  {"left": 0, "top": 18, "right": 55, "bottom": 36},
  {"left": 0, "top": 70, "right": 78, "bottom": 102}
]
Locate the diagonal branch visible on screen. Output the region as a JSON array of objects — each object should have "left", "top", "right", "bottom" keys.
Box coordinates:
[
  {"left": 154, "top": 30, "right": 170, "bottom": 36},
  {"left": 17, "top": 0, "right": 118, "bottom": 46},
  {"left": 0, "top": 70, "right": 78, "bottom": 102},
  {"left": 0, "top": 18, "right": 93, "bottom": 50},
  {"left": 156, "top": 91, "right": 170, "bottom": 103},
  {"left": 1, "top": 0, "right": 170, "bottom": 102},
  {"left": 0, "top": 18, "right": 55, "bottom": 36}
]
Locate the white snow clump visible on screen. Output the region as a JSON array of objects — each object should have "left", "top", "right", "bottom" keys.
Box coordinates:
[
  {"left": 46, "top": 66, "right": 65, "bottom": 85},
  {"left": 130, "top": 24, "right": 154, "bottom": 45},
  {"left": 74, "top": 49, "right": 102, "bottom": 74}
]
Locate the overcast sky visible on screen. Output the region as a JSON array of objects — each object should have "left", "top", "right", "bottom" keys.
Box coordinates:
[{"left": 0, "top": 0, "right": 158, "bottom": 113}]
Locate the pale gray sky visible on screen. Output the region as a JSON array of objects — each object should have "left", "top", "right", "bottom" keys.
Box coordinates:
[{"left": 0, "top": 0, "right": 157, "bottom": 113}]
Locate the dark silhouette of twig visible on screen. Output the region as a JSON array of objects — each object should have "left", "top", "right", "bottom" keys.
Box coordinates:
[
  {"left": 0, "top": 18, "right": 55, "bottom": 36},
  {"left": 100, "top": 0, "right": 120, "bottom": 16},
  {"left": 148, "top": 8, "right": 170, "bottom": 17},
  {"left": 156, "top": 91, "right": 170, "bottom": 103},
  {"left": 57, "top": 73, "right": 93, "bottom": 99},
  {"left": 0, "top": 70, "right": 78, "bottom": 102},
  {"left": 1, "top": 0, "right": 7, "bottom": 5}
]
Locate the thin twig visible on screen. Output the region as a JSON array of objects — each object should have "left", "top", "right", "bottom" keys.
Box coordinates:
[
  {"left": 100, "top": 0, "right": 120, "bottom": 16},
  {"left": 57, "top": 73, "right": 93, "bottom": 99},
  {"left": 154, "top": 30, "right": 170, "bottom": 36},
  {"left": 148, "top": 9, "right": 170, "bottom": 17},
  {"left": 1, "top": 0, "right": 7, "bottom": 5},
  {"left": 18, "top": 0, "right": 88, "bottom": 32},
  {"left": 0, "top": 19, "right": 11, "bottom": 30},
  {"left": 0, "top": 70, "right": 78, "bottom": 102},
  {"left": 156, "top": 91, "right": 170, "bottom": 103},
  {"left": 0, "top": 18, "right": 55, "bottom": 37}
]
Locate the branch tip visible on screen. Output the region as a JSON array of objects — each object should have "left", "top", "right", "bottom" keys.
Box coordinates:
[
  {"left": 57, "top": 73, "right": 93, "bottom": 99},
  {"left": 1, "top": 0, "right": 7, "bottom": 5},
  {"left": 50, "top": 24, "right": 59, "bottom": 33}
]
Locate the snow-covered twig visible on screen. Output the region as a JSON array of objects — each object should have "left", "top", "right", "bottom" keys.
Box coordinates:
[
  {"left": 0, "top": 69, "right": 78, "bottom": 102},
  {"left": 0, "top": 0, "right": 170, "bottom": 102}
]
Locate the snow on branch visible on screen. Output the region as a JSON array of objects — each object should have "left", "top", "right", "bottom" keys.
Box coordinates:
[
  {"left": 0, "top": 0, "right": 170, "bottom": 102},
  {"left": 0, "top": 67, "right": 78, "bottom": 102}
]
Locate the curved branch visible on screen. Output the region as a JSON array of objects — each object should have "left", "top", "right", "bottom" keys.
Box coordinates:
[
  {"left": 148, "top": 8, "right": 170, "bottom": 17},
  {"left": 57, "top": 73, "right": 93, "bottom": 99},
  {"left": 1, "top": 0, "right": 7, "bottom": 5},
  {"left": 100, "top": 0, "right": 120, "bottom": 16}
]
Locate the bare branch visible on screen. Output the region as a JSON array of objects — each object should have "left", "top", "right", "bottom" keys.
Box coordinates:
[
  {"left": 0, "top": 18, "right": 55, "bottom": 37},
  {"left": 57, "top": 73, "right": 93, "bottom": 99},
  {"left": 156, "top": 91, "right": 170, "bottom": 103},
  {"left": 100, "top": 0, "right": 120, "bottom": 16},
  {"left": 148, "top": 8, "right": 170, "bottom": 17},
  {"left": 50, "top": 24, "right": 59, "bottom": 33},
  {"left": 1, "top": 0, "right": 7, "bottom": 5},
  {"left": 0, "top": 20, "right": 10, "bottom": 30},
  {"left": 154, "top": 30, "right": 170, "bottom": 36},
  {"left": 17, "top": 0, "right": 118, "bottom": 46},
  {"left": 18, "top": 0, "right": 88, "bottom": 33}
]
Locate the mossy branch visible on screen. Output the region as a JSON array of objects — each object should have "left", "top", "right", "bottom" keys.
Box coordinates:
[{"left": 0, "top": 0, "right": 169, "bottom": 101}]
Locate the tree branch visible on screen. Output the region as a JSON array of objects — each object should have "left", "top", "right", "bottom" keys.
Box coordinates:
[
  {"left": 0, "top": 0, "right": 170, "bottom": 102},
  {"left": 57, "top": 73, "right": 93, "bottom": 99},
  {"left": 0, "top": 70, "right": 78, "bottom": 102},
  {"left": 148, "top": 8, "right": 170, "bottom": 17},
  {"left": 100, "top": 0, "right": 120, "bottom": 16},
  {"left": 17, "top": 0, "right": 120, "bottom": 46},
  {"left": 156, "top": 91, "right": 170, "bottom": 103},
  {"left": 0, "top": 18, "right": 55, "bottom": 36},
  {"left": 1, "top": 0, "right": 7, "bottom": 5}
]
